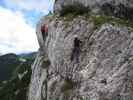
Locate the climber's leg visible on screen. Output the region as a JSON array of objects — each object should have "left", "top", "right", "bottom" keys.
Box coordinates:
[
  {"left": 42, "top": 32, "right": 44, "bottom": 41},
  {"left": 71, "top": 49, "right": 75, "bottom": 61},
  {"left": 42, "top": 32, "right": 48, "bottom": 41},
  {"left": 45, "top": 32, "right": 48, "bottom": 37},
  {"left": 75, "top": 47, "right": 80, "bottom": 63},
  {"left": 71, "top": 47, "right": 80, "bottom": 63}
]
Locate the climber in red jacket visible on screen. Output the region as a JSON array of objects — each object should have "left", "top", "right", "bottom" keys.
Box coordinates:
[{"left": 41, "top": 24, "right": 48, "bottom": 40}]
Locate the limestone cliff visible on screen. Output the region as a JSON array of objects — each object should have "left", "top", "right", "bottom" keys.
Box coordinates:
[
  {"left": 54, "top": 0, "right": 133, "bottom": 20},
  {"left": 28, "top": 0, "right": 133, "bottom": 100}
]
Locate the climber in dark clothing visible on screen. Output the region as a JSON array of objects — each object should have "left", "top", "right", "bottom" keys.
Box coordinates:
[
  {"left": 100, "top": 78, "right": 107, "bottom": 85},
  {"left": 71, "top": 36, "right": 82, "bottom": 63},
  {"left": 41, "top": 24, "right": 48, "bottom": 41}
]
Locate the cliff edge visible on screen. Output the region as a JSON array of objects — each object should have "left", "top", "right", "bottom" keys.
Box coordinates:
[{"left": 28, "top": 0, "right": 133, "bottom": 100}]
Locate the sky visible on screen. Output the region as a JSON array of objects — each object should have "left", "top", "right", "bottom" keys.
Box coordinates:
[{"left": 0, "top": 0, "right": 54, "bottom": 54}]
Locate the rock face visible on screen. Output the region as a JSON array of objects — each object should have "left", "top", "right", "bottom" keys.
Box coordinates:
[
  {"left": 28, "top": 0, "right": 133, "bottom": 100},
  {"left": 54, "top": 0, "right": 133, "bottom": 11},
  {"left": 54, "top": 0, "right": 133, "bottom": 20}
]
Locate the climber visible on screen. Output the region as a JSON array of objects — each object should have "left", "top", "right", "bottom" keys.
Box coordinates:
[
  {"left": 41, "top": 24, "right": 48, "bottom": 40},
  {"left": 100, "top": 78, "right": 107, "bottom": 85},
  {"left": 71, "top": 35, "right": 82, "bottom": 63}
]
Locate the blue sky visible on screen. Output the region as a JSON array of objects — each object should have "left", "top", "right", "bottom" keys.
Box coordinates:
[{"left": 0, "top": 0, "right": 54, "bottom": 54}]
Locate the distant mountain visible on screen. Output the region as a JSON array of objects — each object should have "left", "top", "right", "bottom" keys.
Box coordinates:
[
  {"left": 0, "top": 52, "right": 37, "bottom": 81},
  {"left": 0, "top": 52, "right": 37, "bottom": 100},
  {"left": 19, "top": 52, "right": 37, "bottom": 61},
  {"left": 0, "top": 57, "right": 33, "bottom": 100},
  {"left": 0, "top": 53, "right": 20, "bottom": 81}
]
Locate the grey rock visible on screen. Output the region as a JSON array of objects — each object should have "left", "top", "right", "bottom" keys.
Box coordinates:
[
  {"left": 28, "top": 14, "right": 133, "bottom": 100},
  {"left": 54, "top": 0, "right": 133, "bottom": 20},
  {"left": 28, "top": 1, "right": 133, "bottom": 100},
  {"left": 54, "top": 0, "right": 133, "bottom": 11}
]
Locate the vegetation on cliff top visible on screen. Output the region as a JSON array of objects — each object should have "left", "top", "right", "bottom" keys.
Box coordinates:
[{"left": 57, "top": 2, "right": 133, "bottom": 31}]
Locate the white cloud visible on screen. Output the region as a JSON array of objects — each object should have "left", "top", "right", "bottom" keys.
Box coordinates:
[
  {"left": 0, "top": 7, "right": 39, "bottom": 54},
  {"left": 4, "top": 0, "right": 55, "bottom": 13}
]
